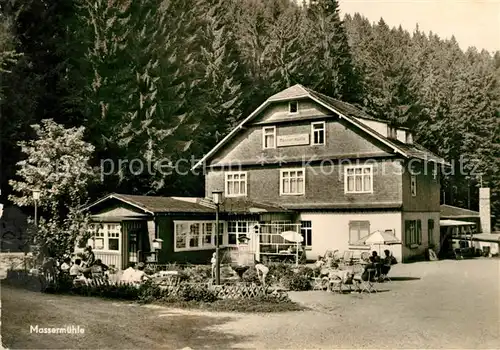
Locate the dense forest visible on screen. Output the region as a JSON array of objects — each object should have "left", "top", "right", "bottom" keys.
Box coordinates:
[{"left": 1, "top": 0, "right": 499, "bottom": 218}]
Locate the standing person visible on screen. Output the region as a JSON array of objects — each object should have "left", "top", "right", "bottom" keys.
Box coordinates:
[
  {"left": 254, "top": 261, "right": 269, "bottom": 286},
  {"left": 84, "top": 246, "right": 95, "bottom": 267}
]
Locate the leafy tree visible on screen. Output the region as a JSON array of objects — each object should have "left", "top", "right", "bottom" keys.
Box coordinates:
[{"left": 8, "top": 120, "right": 96, "bottom": 259}]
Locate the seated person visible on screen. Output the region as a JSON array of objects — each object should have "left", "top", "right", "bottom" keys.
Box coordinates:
[
  {"left": 120, "top": 262, "right": 136, "bottom": 283},
  {"left": 380, "top": 250, "right": 394, "bottom": 276},
  {"left": 69, "top": 259, "right": 84, "bottom": 277},
  {"left": 131, "top": 262, "right": 149, "bottom": 283},
  {"left": 90, "top": 259, "right": 108, "bottom": 279},
  {"left": 60, "top": 257, "right": 72, "bottom": 273}
]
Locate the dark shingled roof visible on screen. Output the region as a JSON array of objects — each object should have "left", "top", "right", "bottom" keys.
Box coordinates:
[
  {"left": 219, "top": 198, "right": 289, "bottom": 214},
  {"left": 84, "top": 193, "right": 289, "bottom": 214},
  {"left": 86, "top": 193, "right": 213, "bottom": 214}
]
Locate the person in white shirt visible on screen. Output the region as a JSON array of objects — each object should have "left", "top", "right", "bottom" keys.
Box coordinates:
[
  {"left": 254, "top": 261, "right": 269, "bottom": 286},
  {"left": 69, "top": 259, "right": 84, "bottom": 277},
  {"left": 120, "top": 263, "right": 136, "bottom": 283},
  {"left": 60, "top": 257, "right": 72, "bottom": 273},
  {"left": 131, "top": 262, "right": 148, "bottom": 283}
]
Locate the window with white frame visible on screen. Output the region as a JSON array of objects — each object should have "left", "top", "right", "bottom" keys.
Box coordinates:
[
  {"left": 225, "top": 172, "right": 247, "bottom": 197},
  {"left": 227, "top": 221, "right": 249, "bottom": 245},
  {"left": 289, "top": 101, "right": 298, "bottom": 114},
  {"left": 175, "top": 221, "right": 225, "bottom": 251},
  {"left": 345, "top": 165, "right": 373, "bottom": 193},
  {"left": 311, "top": 122, "right": 325, "bottom": 145},
  {"left": 300, "top": 221, "right": 312, "bottom": 247},
  {"left": 349, "top": 221, "right": 370, "bottom": 244},
  {"left": 280, "top": 168, "right": 305, "bottom": 195},
  {"left": 411, "top": 175, "right": 417, "bottom": 196},
  {"left": 263, "top": 126, "right": 276, "bottom": 149},
  {"left": 86, "top": 223, "right": 121, "bottom": 252}
]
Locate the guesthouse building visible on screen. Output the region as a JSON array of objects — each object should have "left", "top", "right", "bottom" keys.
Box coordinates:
[{"left": 84, "top": 84, "right": 449, "bottom": 267}]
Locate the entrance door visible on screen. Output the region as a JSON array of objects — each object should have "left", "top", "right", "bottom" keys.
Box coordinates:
[{"left": 122, "top": 221, "right": 148, "bottom": 266}]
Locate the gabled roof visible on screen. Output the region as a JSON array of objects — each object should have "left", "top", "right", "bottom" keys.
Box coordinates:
[
  {"left": 192, "top": 84, "right": 448, "bottom": 169},
  {"left": 82, "top": 193, "right": 214, "bottom": 214}
]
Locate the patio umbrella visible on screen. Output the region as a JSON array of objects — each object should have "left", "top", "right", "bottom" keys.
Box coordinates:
[{"left": 354, "top": 230, "right": 401, "bottom": 254}]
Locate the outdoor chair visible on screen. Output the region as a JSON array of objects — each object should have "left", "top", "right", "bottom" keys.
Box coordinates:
[
  {"left": 378, "top": 264, "right": 392, "bottom": 282},
  {"left": 328, "top": 275, "right": 343, "bottom": 294},
  {"left": 353, "top": 268, "right": 377, "bottom": 293},
  {"left": 340, "top": 251, "right": 354, "bottom": 266},
  {"left": 312, "top": 276, "right": 328, "bottom": 291}
]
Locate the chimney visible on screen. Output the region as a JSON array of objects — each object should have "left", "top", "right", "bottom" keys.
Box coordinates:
[{"left": 479, "top": 188, "right": 491, "bottom": 234}]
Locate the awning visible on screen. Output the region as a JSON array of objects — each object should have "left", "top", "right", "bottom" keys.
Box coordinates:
[
  {"left": 440, "top": 219, "right": 476, "bottom": 227},
  {"left": 457, "top": 234, "right": 500, "bottom": 243}
]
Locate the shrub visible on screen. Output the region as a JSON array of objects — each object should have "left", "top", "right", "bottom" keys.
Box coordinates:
[
  {"left": 241, "top": 267, "right": 261, "bottom": 284},
  {"left": 267, "top": 263, "right": 294, "bottom": 286},
  {"left": 178, "top": 284, "right": 218, "bottom": 302},
  {"left": 283, "top": 274, "right": 311, "bottom": 291},
  {"left": 137, "top": 280, "right": 163, "bottom": 303},
  {"left": 182, "top": 265, "right": 212, "bottom": 283}
]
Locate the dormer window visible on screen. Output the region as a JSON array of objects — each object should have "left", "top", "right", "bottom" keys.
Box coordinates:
[
  {"left": 406, "top": 132, "right": 413, "bottom": 144},
  {"left": 387, "top": 126, "right": 397, "bottom": 139},
  {"left": 289, "top": 101, "right": 298, "bottom": 114}
]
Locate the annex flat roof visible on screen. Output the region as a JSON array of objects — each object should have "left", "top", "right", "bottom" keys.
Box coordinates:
[{"left": 440, "top": 219, "right": 477, "bottom": 227}]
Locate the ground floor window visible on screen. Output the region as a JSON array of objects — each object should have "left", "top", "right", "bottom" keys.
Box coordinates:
[
  {"left": 405, "top": 220, "right": 422, "bottom": 246},
  {"left": 86, "top": 223, "right": 121, "bottom": 252},
  {"left": 227, "top": 221, "right": 249, "bottom": 245},
  {"left": 174, "top": 221, "right": 225, "bottom": 251},
  {"left": 300, "top": 221, "right": 312, "bottom": 247},
  {"left": 349, "top": 221, "right": 370, "bottom": 244}
]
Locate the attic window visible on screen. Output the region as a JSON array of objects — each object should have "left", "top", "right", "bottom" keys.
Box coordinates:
[
  {"left": 387, "top": 126, "right": 397, "bottom": 139},
  {"left": 289, "top": 101, "right": 298, "bottom": 114}
]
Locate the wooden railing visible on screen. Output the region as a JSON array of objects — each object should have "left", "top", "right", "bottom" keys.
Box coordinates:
[{"left": 94, "top": 252, "right": 121, "bottom": 269}]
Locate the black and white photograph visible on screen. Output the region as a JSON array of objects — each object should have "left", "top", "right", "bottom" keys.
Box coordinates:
[{"left": 0, "top": 0, "right": 499, "bottom": 348}]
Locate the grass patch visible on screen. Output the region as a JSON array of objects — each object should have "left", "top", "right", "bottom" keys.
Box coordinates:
[{"left": 159, "top": 297, "right": 307, "bottom": 313}]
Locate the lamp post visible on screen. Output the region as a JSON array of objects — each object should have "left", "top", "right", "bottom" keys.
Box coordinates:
[
  {"left": 29, "top": 189, "right": 41, "bottom": 272},
  {"left": 212, "top": 190, "right": 223, "bottom": 285},
  {"left": 32, "top": 189, "right": 41, "bottom": 227}
]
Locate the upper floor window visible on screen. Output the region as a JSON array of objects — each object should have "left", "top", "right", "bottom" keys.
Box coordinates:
[
  {"left": 289, "top": 101, "right": 298, "bottom": 114},
  {"left": 225, "top": 171, "right": 247, "bottom": 197},
  {"left": 345, "top": 165, "right": 373, "bottom": 194},
  {"left": 280, "top": 168, "right": 305, "bottom": 195},
  {"left": 411, "top": 175, "right": 417, "bottom": 196},
  {"left": 311, "top": 121, "right": 325, "bottom": 145},
  {"left": 262, "top": 126, "right": 276, "bottom": 149}
]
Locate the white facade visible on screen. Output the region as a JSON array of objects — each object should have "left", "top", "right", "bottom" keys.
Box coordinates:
[{"left": 299, "top": 211, "right": 403, "bottom": 262}]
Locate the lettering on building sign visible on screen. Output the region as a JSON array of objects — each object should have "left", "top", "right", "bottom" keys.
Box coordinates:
[{"left": 277, "top": 134, "right": 310, "bottom": 147}]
